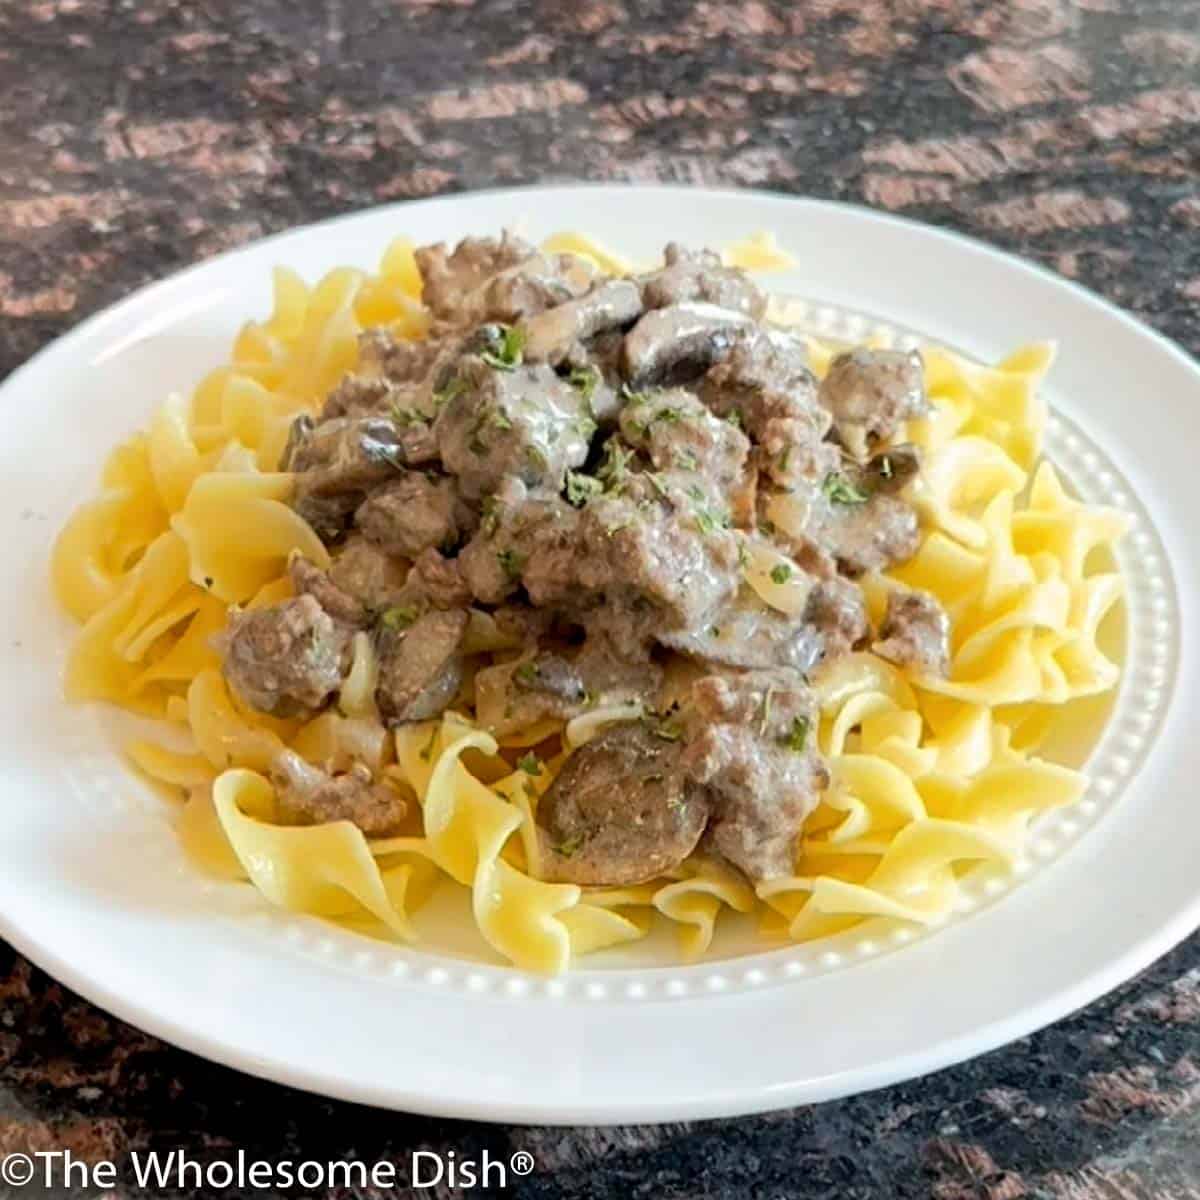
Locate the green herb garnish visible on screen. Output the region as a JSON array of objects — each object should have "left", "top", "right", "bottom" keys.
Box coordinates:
[
  {"left": 480, "top": 324, "right": 525, "bottom": 370},
  {"left": 693, "top": 503, "right": 731, "bottom": 536},
  {"left": 467, "top": 422, "right": 489, "bottom": 455},
  {"left": 480, "top": 495, "right": 502, "bottom": 537},
  {"left": 381, "top": 605, "right": 418, "bottom": 631},
  {"left": 822, "top": 472, "right": 870, "bottom": 506},
  {"left": 568, "top": 365, "right": 600, "bottom": 401},
  {"left": 565, "top": 470, "right": 603, "bottom": 508},
  {"left": 782, "top": 715, "right": 810, "bottom": 753},
  {"left": 647, "top": 473, "right": 672, "bottom": 501},
  {"left": 673, "top": 448, "right": 699, "bottom": 471},
  {"left": 514, "top": 661, "right": 539, "bottom": 687},
  {"left": 431, "top": 377, "right": 463, "bottom": 409},
  {"left": 552, "top": 831, "right": 586, "bottom": 858},
  {"left": 597, "top": 439, "right": 633, "bottom": 489},
  {"left": 724, "top": 408, "right": 744, "bottom": 430},
  {"left": 497, "top": 547, "right": 525, "bottom": 580},
  {"left": 644, "top": 714, "right": 682, "bottom": 742},
  {"left": 517, "top": 752, "right": 543, "bottom": 776},
  {"left": 391, "top": 403, "right": 429, "bottom": 428},
  {"left": 770, "top": 563, "right": 793, "bottom": 585}
]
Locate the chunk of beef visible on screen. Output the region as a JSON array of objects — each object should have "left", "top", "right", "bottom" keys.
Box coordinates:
[
  {"left": 289, "top": 555, "right": 370, "bottom": 628},
  {"left": 216, "top": 595, "right": 349, "bottom": 716},
  {"left": 700, "top": 330, "right": 837, "bottom": 489},
  {"left": 358, "top": 327, "right": 447, "bottom": 384},
  {"left": 464, "top": 251, "right": 597, "bottom": 326},
  {"left": 320, "top": 373, "right": 397, "bottom": 422},
  {"left": 619, "top": 388, "right": 750, "bottom": 491},
  {"left": 621, "top": 303, "right": 755, "bottom": 388},
  {"left": 573, "top": 628, "right": 664, "bottom": 706},
  {"left": 491, "top": 603, "right": 557, "bottom": 647},
  {"left": 773, "top": 472, "right": 921, "bottom": 577},
  {"left": 332, "top": 537, "right": 410, "bottom": 609},
  {"left": 560, "top": 329, "right": 625, "bottom": 423},
  {"left": 819, "top": 348, "right": 929, "bottom": 457},
  {"left": 355, "top": 471, "right": 461, "bottom": 559},
  {"left": 290, "top": 539, "right": 409, "bottom": 627},
  {"left": 521, "top": 279, "right": 644, "bottom": 364},
  {"left": 805, "top": 576, "right": 869, "bottom": 661},
  {"left": 638, "top": 243, "right": 767, "bottom": 319},
  {"left": 375, "top": 607, "right": 468, "bottom": 724},
  {"left": 415, "top": 232, "right": 536, "bottom": 322},
  {"left": 661, "top": 590, "right": 824, "bottom": 674},
  {"left": 283, "top": 414, "right": 434, "bottom": 540},
  {"left": 321, "top": 331, "right": 454, "bottom": 421},
  {"left": 434, "top": 356, "right": 591, "bottom": 499},
  {"left": 458, "top": 489, "right": 581, "bottom": 606},
  {"left": 577, "top": 594, "right": 663, "bottom": 666},
  {"left": 402, "top": 547, "right": 472, "bottom": 610},
  {"left": 576, "top": 477, "right": 742, "bottom": 635},
  {"left": 873, "top": 588, "right": 951, "bottom": 677},
  {"left": 700, "top": 328, "right": 811, "bottom": 403},
  {"left": 813, "top": 487, "right": 921, "bottom": 575},
  {"left": 757, "top": 417, "right": 842, "bottom": 490},
  {"left": 701, "top": 329, "right": 821, "bottom": 427},
  {"left": 271, "top": 750, "right": 408, "bottom": 836},
  {"left": 537, "top": 721, "right": 710, "bottom": 886},
  {"left": 681, "top": 669, "right": 826, "bottom": 881}
]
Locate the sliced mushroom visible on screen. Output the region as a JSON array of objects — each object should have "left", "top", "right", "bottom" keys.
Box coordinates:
[
  {"left": 521, "top": 279, "right": 644, "bottom": 363},
  {"left": 537, "top": 721, "right": 710, "bottom": 886},
  {"left": 375, "top": 608, "right": 468, "bottom": 724},
  {"left": 621, "top": 302, "right": 756, "bottom": 387}
]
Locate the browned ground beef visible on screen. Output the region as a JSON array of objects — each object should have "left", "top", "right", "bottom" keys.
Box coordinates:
[
  {"left": 214, "top": 234, "right": 947, "bottom": 884},
  {"left": 873, "top": 588, "right": 951, "bottom": 677},
  {"left": 271, "top": 750, "right": 409, "bottom": 836},
  {"left": 216, "top": 595, "right": 349, "bottom": 716}
]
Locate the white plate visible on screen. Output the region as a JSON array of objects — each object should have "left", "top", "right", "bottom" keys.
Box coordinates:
[{"left": 0, "top": 185, "right": 1194, "bottom": 1124}]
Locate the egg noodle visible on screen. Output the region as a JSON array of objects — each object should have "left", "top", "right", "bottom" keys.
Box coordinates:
[{"left": 52, "top": 231, "right": 1127, "bottom": 971}]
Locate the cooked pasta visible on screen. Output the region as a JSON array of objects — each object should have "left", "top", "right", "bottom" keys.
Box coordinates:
[{"left": 53, "top": 229, "right": 1125, "bottom": 971}]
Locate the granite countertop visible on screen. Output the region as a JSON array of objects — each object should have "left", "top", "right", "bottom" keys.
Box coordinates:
[{"left": 2, "top": 1, "right": 1200, "bottom": 1196}]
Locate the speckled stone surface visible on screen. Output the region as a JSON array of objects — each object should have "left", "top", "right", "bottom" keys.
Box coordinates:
[{"left": 2, "top": 1, "right": 1200, "bottom": 1196}]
